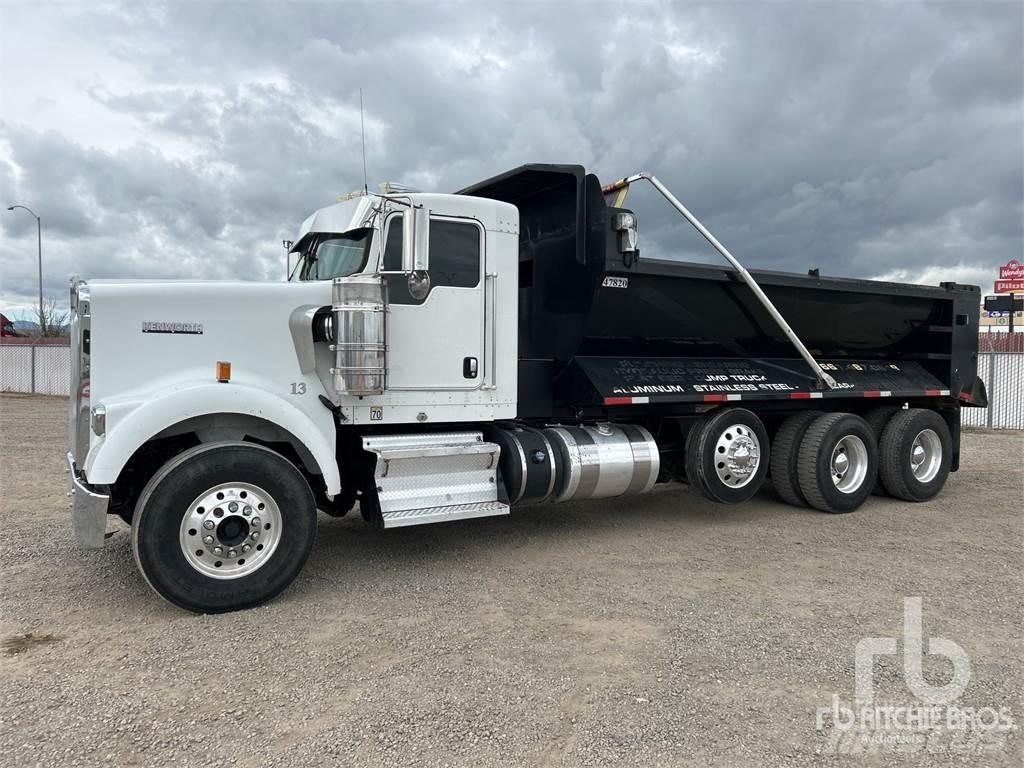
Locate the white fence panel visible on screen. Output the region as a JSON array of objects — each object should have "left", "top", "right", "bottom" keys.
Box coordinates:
[
  {"left": 34, "top": 346, "right": 72, "bottom": 396},
  {"left": 0, "top": 344, "right": 71, "bottom": 396},
  {"left": 0, "top": 346, "right": 34, "bottom": 392}
]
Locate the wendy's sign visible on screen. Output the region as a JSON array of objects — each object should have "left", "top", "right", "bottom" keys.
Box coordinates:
[
  {"left": 999, "top": 259, "right": 1023, "bottom": 279},
  {"left": 999, "top": 260, "right": 1024, "bottom": 292},
  {"left": 995, "top": 259, "right": 1024, "bottom": 293}
]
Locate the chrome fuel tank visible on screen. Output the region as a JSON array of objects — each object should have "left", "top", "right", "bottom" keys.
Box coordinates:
[{"left": 543, "top": 423, "right": 659, "bottom": 502}]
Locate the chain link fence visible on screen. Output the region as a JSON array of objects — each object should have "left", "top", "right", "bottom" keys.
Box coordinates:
[
  {"left": 0, "top": 341, "right": 72, "bottom": 396},
  {"left": 962, "top": 352, "right": 1024, "bottom": 430},
  {"left": 1, "top": 340, "right": 1022, "bottom": 428}
]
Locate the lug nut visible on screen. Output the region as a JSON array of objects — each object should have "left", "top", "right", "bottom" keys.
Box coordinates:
[
  {"left": 227, "top": 549, "right": 237, "bottom": 559},
  {"left": 250, "top": 531, "right": 260, "bottom": 541},
  {"left": 251, "top": 517, "right": 260, "bottom": 527},
  {"left": 203, "top": 535, "right": 214, "bottom": 545},
  {"left": 243, "top": 505, "right": 252, "bottom": 516},
  {"left": 213, "top": 546, "right": 223, "bottom": 555},
  {"left": 241, "top": 544, "right": 251, "bottom": 553},
  {"left": 203, "top": 520, "right": 215, "bottom": 530},
  {"left": 228, "top": 502, "right": 238, "bottom": 513}
]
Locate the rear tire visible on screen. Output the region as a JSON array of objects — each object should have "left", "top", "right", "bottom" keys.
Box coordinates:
[
  {"left": 769, "top": 411, "right": 823, "bottom": 507},
  {"left": 878, "top": 409, "right": 952, "bottom": 502},
  {"left": 797, "top": 413, "right": 877, "bottom": 513},
  {"left": 685, "top": 408, "right": 769, "bottom": 503},
  {"left": 863, "top": 407, "right": 899, "bottom": 496},
  {"left": 131, "top": 442, "right": 317, "bottom": 613}
]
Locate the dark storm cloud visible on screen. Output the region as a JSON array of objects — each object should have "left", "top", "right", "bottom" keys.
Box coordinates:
[{"left": 0, "top": 0, "right": 1020, "bottom": 312}]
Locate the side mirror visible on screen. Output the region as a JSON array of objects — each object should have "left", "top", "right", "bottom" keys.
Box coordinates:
[
  {"left": 401, "top": 205, "right": 430, "bottom": 273},
  {"left": 407, "top": 270, "right": 430, "bottom": 300}
]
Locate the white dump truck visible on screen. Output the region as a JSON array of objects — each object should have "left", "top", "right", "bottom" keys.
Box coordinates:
[{"left": 67, "top": 164, "right": 986, "bottom": 612}]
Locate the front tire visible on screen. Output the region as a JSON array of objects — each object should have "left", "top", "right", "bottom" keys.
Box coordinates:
[
  {"left": 685, "top": 408, "right": 769, "bottom": 503},
  {"left": 797, "top": 413, "right": 877, "bottom": 513},
  {"left": 131, "top": 442, "right": 317, "bottom": 613}
]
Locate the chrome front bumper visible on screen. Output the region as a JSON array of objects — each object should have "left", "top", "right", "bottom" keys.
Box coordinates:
[{"left": 67, "top": 451, "right": 109, "bottom": 548}]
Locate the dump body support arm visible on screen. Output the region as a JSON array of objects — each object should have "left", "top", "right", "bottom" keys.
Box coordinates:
[{"left": 602, "top": 172, "right": 838, "bottom": 390}]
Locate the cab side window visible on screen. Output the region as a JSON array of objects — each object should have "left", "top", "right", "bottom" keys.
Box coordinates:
[
  {"left": 380, "top": 215, "right": 480, "bottom": 289},
  {"left": 429, "top": 220, "right": 480, "bottom": 288}
]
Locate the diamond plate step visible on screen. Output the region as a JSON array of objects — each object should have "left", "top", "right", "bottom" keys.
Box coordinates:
[
  {"left": 381, "top": 500, "right": 510, "bottom": 528},
  {"left": 362, "top": 431, "right": 507, "bottom": 529}
]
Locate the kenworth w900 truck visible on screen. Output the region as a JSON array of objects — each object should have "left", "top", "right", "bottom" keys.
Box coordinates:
[{"left": 67, "top": 164, "right": 987, "bottom": 612}]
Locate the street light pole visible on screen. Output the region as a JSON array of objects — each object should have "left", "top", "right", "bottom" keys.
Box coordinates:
[{"left": 5, "top": 204, "right": 44, "bottom": 336}]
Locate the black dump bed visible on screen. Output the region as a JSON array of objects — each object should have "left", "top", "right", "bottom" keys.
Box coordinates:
[{"left": 459, "top": 164, "right": 986, "bottom": 419}]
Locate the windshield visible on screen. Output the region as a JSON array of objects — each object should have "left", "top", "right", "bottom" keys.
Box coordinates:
[{"left": 292, "top": 229, "right": 372, "bottom": 281}]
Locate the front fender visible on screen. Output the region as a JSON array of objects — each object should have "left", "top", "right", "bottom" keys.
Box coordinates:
[{"left": 83, "top": 382, "right": 341, "bottom": 495}]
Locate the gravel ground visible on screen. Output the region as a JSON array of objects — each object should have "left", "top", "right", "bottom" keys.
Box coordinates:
[{"left": 0, "top": 393, "right": 1021, "bottom": 767}]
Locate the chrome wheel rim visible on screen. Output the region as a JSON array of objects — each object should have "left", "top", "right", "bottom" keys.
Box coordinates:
[
  {"left": 910, "top": 429, "right": 942, "bottom": 483},
  {"left": 179, "top": 482, "right": 283, "bottom": 579},
  {"left": 714, "top": 424, "right": 761, "bottom": 488},
  {"left": 830, "top": 435, "right": 868, "bottom": 494}
]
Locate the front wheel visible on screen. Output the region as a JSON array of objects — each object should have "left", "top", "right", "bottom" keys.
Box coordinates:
[{"left": 131, "top": 442, "right": 318, "bottom": 613}]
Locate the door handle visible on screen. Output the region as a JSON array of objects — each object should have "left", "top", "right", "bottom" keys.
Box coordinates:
[{"left": 463, "top": 357, "right": 478, "bottom": 379}]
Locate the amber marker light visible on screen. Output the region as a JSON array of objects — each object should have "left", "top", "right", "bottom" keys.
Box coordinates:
[{"left": 216, "top": 361, "right": 231, "bottom": 383}]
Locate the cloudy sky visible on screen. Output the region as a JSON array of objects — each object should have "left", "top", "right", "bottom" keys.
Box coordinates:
[{"left": 1, "top": 1, "right": 1021, "bottom": 317}]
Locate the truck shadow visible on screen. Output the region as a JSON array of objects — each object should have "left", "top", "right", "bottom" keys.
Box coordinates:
[
  {"left": 304, "top": 483, "right": 828, "bottom": 574},
  {"left": 88, "top": 481, "right": 891, "bottom": 611}
]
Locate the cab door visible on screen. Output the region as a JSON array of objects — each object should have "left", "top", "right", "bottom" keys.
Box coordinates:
[{"left": 382, "top": 213, "right": 486, "bottom": 390}]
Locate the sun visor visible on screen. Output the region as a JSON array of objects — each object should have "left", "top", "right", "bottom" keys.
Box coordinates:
[{"left": 290, "top": 196, "right": 377, "bottom": 253}]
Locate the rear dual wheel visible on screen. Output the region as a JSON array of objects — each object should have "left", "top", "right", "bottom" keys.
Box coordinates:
[
  {"left": 863, "top": 407, "right": 899, "bottom": 496},
  {"left": 769, "top": 410, "right": 823, "bottom": 507},
  {"left": 878, "top": 409, "right": 952, "bottom": 502},
  {"left": 796, "top": 413, "right": 878, "bottom": 513}
]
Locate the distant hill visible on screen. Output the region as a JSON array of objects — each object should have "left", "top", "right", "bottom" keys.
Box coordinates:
[{"left": 6, "top": 319, "right": 70, "bottom": 336}]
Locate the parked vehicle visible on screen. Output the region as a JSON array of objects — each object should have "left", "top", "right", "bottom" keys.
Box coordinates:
[
  {"left": 1, "top": 312, "right": 21, "bottom": 337},
  {"left": 66, "top": 164, "right": 987, "bottom": 612}
]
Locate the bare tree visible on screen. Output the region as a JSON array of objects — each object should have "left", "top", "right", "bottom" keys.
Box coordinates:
[{"left": 36, "top": 297, "right": 70, "bottom": 337}]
